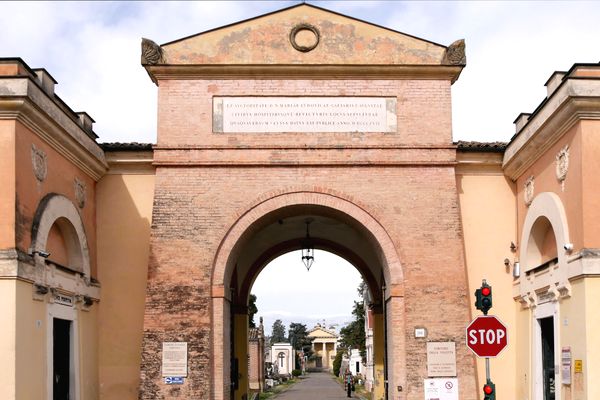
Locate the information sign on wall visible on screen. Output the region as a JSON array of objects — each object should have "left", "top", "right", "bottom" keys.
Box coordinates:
[
  {"left": 426, "top": 342, "right": 456, "bottom": 377},
  {"left": 574, "top": 359, "right": 583, "bottom": 373},
  {"left": 213, "top": 97, "right": 397, "bottom": 133},
  {"left": 162, "top": 342, "right": 188, "bottom": 377},
  {"left": 424, "top": 378, "right": 458, "bottom": 400},
  {"left": 561, "top": 347, "right": 571, "bottom": 385}
]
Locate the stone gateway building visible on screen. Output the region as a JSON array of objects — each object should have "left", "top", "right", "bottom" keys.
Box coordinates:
[{"left": 1, "top": 4, "right": 599, "bottom": 400}]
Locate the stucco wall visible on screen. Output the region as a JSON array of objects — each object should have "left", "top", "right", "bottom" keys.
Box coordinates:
[
  {"left": 456, "top": 159, "right": 517, "bottom": 396},
  {"left": 516, "top": 125, "right": 581, "bottom": 252},
  {"left": 14, "top": 121, "right": 98, "bottom": 276},
  {"left": 97, "top": 173, "right": 155, "bottom": 400},
  {"left": 581, "top": 121, "right": 600, "bottom": 248},
  {"left": 0, "top": 280, "right": 17, "bottom": 399},
  {"left": 0, "top": 120, "right": 16, "bottom": 249},
  {"left": 583, "top": 277, "right": 600, "bottom": 399},
  {"left": 560, "top": 279, "right": 587, "bottom": 400},
  {"left": 14, "top": 280, "right": 46, "bottom": 399}
]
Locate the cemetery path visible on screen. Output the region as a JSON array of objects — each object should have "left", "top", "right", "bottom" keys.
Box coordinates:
[{"left": 272, "top": 372, "right": 357, "bottom": 399}]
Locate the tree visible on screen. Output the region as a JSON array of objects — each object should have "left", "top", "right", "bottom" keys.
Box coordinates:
[
  {"left": 288, "top": 322, "right": 311, "bottom": 351},
  {"left": 339, "top": 282, "right": 367, "bottom": 361},
  {"left": 270, "top": 319, "right": 287, "bottom": 344},
  {"left": 248, "top": 294, "right": 258, "bottom": 328},
  {"left": 357, "top": 280, "right": 367, "bottom": 298},
  {"left": 339, "top": 301, "right": 366, "bottom": 350},
  {"left": 288, "top": 322, "right": 313, "bottom": 369},
  {"left": 332, "top": 349, "right": 344, "bottom": 377}
]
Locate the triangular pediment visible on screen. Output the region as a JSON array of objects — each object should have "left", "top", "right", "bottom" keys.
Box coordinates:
[
  {"left": 160, "top": 4, "right": 449, "bottom": 66},
  {"left": 308, "top": 327, "right": 339, "bottom": 338}
]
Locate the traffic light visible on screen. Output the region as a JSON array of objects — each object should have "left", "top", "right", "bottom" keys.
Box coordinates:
[
  {"left": 475, "top": 280, "right": 493, "bottom": 315},
  {"left": 483, "top": 379, "right": 495, "bottom": 400}
]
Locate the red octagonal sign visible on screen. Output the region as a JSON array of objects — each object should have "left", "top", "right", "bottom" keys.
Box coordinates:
[{"left": 466, "top": 315, "right": 508, "bottom": 357}]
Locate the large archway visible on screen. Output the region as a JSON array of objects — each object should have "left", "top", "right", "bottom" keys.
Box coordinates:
[
  {"left": 139, "top": 5, "right": 475, "bottom": 399},
  {"left": 210, "top": 191, "right": 405, "bottom": 400}
]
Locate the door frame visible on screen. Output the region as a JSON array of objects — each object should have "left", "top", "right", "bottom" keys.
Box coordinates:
[
  {"left": 533, "top": 301, "right": 560, "bottom": 400},
  {"left": 47, "top": 301, "right": 80, "bottom": 400}
]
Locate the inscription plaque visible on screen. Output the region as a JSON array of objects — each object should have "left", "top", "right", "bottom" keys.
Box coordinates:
[
  {"left": 162, "top": 342, "right": 188, "bottom": 377},
  {"left": 427, "top": 341, "right": 456, "bottom": 377},
  {"left": 213, "top": 97, "right": 397, "bottom": 133}
]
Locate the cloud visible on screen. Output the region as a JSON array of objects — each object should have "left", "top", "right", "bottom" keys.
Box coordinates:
[
  {"left": 4, "top": 1, "right": 600, "bottom": 143},
  {"left": 0, "top": 1, "right": 296, "bottom": 143}
]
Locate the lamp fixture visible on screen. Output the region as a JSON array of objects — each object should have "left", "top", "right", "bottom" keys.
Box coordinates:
[
  {"left": 83, "top": 296, "right": 94, "bottom": 307},
  {"left": 513, "top": 262, "right": 520, "bottom": 278},
  {"left": 504, "top": 258, "right": 520, "bottom": 278},
  {"left": 301, "top": 218, "right": 315, "bottom": 271}
]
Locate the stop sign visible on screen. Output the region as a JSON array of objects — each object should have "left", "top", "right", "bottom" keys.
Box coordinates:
[{"left": 466, "top": 315, "right": 508, "bottom": 357}]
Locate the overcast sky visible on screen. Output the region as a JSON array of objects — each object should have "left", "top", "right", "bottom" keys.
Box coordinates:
[
  {"left": 3, "top": 1, "right": 600, "bottom": 145},
  {"left": 2, "top": 1, "right": 600, "bottom": 334},
  {"left": 252, "top": 251, "right": 363, "bottom": 335}
]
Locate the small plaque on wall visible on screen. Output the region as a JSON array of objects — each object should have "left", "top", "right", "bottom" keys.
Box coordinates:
[
  {"left": 162, "top": 342, "right": 188, "bottom": 377},
  {"left": 427, "top": 342, "right": 456, "bottom": 377},
  {"left": 561, "top": 347, "right": 571, "bottom": 385},
  {"left": 424, "top": 378, "right": 458, "bottom": 400}
]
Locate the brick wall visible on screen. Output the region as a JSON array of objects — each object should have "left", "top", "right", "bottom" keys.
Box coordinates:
[{"left": 139, "top": 76, "right": 475, "bottom": 399}]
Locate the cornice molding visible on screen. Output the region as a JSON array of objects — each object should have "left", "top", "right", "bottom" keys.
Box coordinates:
[
  {"left": 0, "top": 249, "right": 100, "bottom": 300},
  {"left": 503, "top": 79, "right": 600, "bottom": 180},
  {"left": 152, "top": 144, "right": 457, "bottom": 150},
  {"left": 105, "top": 150, "right": 155, "bottom": 175},
  {"left": 144, "top": 64, "right": 463, "bottom": 84},
  {"left": 152, "top": 146, "right": 457, "bottom": 167},
  {"left": 0, "top": 79, "right": 108, "bottom": 181},
  {"left": 455, "top": 151, "right": 504, "bottom": 175}
]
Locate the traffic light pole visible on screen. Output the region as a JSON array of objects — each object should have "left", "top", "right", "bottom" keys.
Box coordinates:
[{"left": 473, "top": 279, "right": 498, "bottom": 399}]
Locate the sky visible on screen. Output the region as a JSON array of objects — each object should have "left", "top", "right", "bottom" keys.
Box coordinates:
[
  {"left": 251, "top": 251, "right": 363, "bottom": 336},
  {"left": 2, "top": 1, "right": 600, "bottom": 145},
  {"left": 2, "top": 1, "right": 600, "bottom": 334}
]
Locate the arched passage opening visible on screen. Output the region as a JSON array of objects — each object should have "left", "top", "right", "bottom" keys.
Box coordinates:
[
  {"left": 211, "top": 191, "right": 405, "bottom": 400},
  {"left": 250, "top": 249, "right": 374, "bottom": 392}
]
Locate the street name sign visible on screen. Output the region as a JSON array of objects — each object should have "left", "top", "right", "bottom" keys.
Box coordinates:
[{"left": 466, "top": 315, "right": 508, "bottom": 357}]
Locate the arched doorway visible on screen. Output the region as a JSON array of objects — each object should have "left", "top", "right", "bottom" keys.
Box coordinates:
[
  {"left": 211, "top": 191, "right": 405, "bottom": 400},
  {"left": 30, "top": 193, "right": 96, "bottom": 400}
]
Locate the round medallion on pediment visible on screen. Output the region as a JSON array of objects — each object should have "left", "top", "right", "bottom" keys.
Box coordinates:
[{"left": 290, "top": 23, "right": 320, "bottom": 53}]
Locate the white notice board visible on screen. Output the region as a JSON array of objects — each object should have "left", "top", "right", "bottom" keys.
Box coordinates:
[
  {"left": 424, "top": 378, "right": 458, "bottom": 400},
  {"left": 162, "top": 342, "right": 188, "bottom": 377}
]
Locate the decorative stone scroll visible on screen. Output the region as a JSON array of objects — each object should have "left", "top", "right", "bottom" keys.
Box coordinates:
[
  {"left": 31, "top": 144, "right": 47, "bottom": 182},
  {"left": 524, "top": 176, "right": 535, "bottom": 206},
  {"left": 74, "top": 178, "right": 87, "bottom": 209},
  {"left": 141, "top": 38, "right": 164, "bottom": 65},
  {"left": 213, "top": 97, "right": 397, "bottom": 133},
  {"left": 555, "top": 145, "right": 569, "bottom": 191},
  {"left": 442, "top": 39, "right": 466, "bottom": 65}
]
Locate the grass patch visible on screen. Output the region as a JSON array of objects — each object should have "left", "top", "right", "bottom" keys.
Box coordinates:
[{"left": 258, "top": 378, "right": 298, "bottom": 399}]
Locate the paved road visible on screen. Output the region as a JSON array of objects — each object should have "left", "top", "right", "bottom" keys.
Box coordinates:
[{"left": 273, "top": 372, "right": 356, "bottom": 399}]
